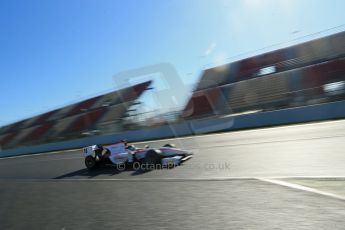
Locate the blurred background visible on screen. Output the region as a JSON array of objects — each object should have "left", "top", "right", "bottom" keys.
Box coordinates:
[{"left": 1, "top": 0, "right": 345, "bottom": 150}]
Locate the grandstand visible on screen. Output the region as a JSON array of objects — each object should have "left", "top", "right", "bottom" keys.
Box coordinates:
[
  {"left": 0, "top": 81, "right": 152, "bottom": 150},
  {"left": 1, "top": 31, "right": 345, "bottom": 150},
  {"left": 182, "top": 31, "right": 345, "bottom": 119}
]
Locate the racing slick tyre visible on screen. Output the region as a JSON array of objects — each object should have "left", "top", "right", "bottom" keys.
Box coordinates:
[
  {"left": 85, "top": 156, "right": 98, "bottom": 170},
  {"left": 142, "top": 150, "right": 161, "bottom": 169},
  {"left": 163, "top": 143, "right": 176, "bottom": 148}
]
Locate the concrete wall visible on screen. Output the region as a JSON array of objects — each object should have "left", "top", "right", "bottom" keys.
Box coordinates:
[{"left": 1, "top": 101, "right": 345, "bottom": 158}]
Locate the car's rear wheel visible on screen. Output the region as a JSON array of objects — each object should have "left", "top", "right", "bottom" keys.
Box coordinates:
[
  {"left": 85, "top": 156, "right": 98, "bottom": 170},
  {"left": 142, "top": 150, "right": 161, "bottom": 169}
]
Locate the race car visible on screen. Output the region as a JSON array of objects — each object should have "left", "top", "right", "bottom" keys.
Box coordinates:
[{"left": 83, "top": 141, "right": 193, "bottom": 170}]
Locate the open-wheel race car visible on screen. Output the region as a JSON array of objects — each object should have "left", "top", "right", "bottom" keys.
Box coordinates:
[{"left": 83, "top": 141, "right": 193, "bottom": 170}]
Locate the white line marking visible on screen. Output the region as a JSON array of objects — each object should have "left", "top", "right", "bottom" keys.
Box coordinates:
[
  {"left": 30, "top": 156, "right": 83, "bottom": 163},
  {"left": 0, "top": 149, "right": 81, "bottom": 160},
  {"left": 2, "top": 176, "right": 345, "bottom": 183},
  {"left": 257, "top": 178, "right": 345, "bottom": 201},
  {"left": 267, "top": 176, "right": 345, "bottom": 180},
  {"left": 0, "top": 177, "right": 258, "bottom": 183}
]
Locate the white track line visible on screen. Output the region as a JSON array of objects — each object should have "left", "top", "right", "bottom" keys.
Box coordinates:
[
  {"left": 268, "top": 176, "right": 345, "bottom": 180},
  {"left": 0, "top": 149, "right": 81, "bottom": 160},
  {"left": 2, "top": 176, "right": 344, "bottom": 182},
  {"left": 0, "top": 177, "right": 257, "bottom": 183},
  {"left": 2, "top": 176, "right": 345, "bottom": 202},
  {"left": 257, "top": 178, "right": 345, "bottom": 201}
]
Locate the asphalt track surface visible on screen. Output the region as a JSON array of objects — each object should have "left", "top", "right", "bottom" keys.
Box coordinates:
[{"left": 1, "top": 120, "right": 345, "bottom": 229}]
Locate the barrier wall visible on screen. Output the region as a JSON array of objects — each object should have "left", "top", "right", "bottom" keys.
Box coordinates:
[{"left": 1, "top": 101, "right": 345, "bottom": 158}]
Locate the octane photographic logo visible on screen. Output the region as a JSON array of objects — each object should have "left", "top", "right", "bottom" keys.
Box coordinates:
[
  {"left": 112, "top": 62, "right": 235, "bottom": 151},
  {"left": 114, "top": 162, "right": 231, "bottom": 172},
  {"left": 114, "top": 162, "right": 175, "bottom": 171}
]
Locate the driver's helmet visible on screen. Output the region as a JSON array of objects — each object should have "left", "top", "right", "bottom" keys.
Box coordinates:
[
  {"left": 127, "top": 145, "right": 136, "bottom": 151},
  {"left": 92, "top": 144, "right": 103, "bottom": 151},
  {"left": 97, "top": 144, "right": 104, "bottom": 150}
]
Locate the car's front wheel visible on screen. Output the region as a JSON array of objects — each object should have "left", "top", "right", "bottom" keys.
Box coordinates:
[{"left": 85, "top": 156, "right": 98, "bottom": 170}]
